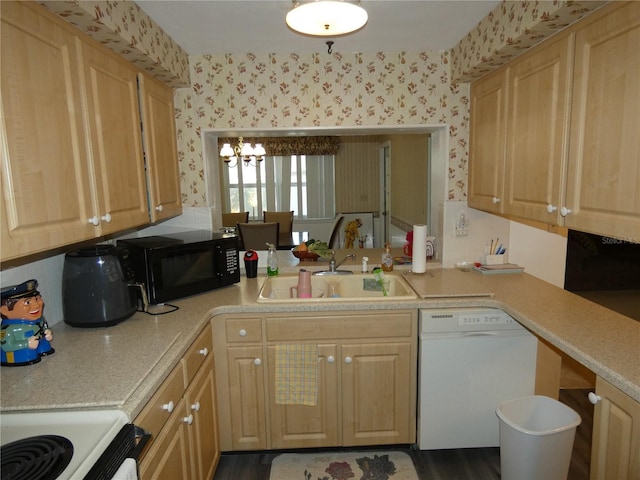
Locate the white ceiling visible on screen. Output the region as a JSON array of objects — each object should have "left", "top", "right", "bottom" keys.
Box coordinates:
[{"left": 135, "top": 0, "right": 501, "bottom": 55}]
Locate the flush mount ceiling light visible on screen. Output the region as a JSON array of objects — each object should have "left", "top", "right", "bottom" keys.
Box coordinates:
[{"left": 286, "top": 0, "right": 368, "bottom": 37}]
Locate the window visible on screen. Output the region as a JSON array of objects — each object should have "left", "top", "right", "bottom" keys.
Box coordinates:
[{"left": 223, "top": 155, "right": 335, "bottom": 220}]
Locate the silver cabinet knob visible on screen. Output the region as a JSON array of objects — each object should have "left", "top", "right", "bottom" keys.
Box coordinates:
[
  {"left": 155, "top": 204, "right": 164, "bottom": 212},
  {"left": 88, "top": 216, "right": 99, "bottom": 226},
  {"left": 239, "top": 329, "right": 247, "bottom": 337},
  {"left": 588, "top": 392, "right": 601, "bottom": 405},
  {"left": 546, "top": 204, "right": 557, "bottom": 213},
  {"left": 492, "top": 197, "right": 501, "bottom": 204},
  {"left": 344, "top": 356, "right": 352, "bottom": 364},
  {"left": 327, "top": 356, "right": 335, "bottom": 363},
  {"left": 101, "top": 213, "right": 112, "bottom": 223},
  {"left": 560, "top": 206, "right": 572, "bottom": 217},
  {"left": 191, "top": 402, "right": 201, "bottom": 412},
  {"left": 198, "top": 347, "right": 208, "bottom": 356},
  {"left": 162, "top": 401, "right": 174, "bottom": 413},
  {"left": 253, "top": 358, "right": 262, "bottom": 366},
  {"left": 183, "top": 414, "right": 193, "bottom": 425}
]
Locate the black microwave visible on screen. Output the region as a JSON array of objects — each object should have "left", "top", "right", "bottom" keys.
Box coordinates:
[{"left": 118, "top": 231, "right": 240, "bottom": 304}]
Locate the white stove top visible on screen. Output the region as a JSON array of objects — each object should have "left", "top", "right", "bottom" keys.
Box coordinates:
[{"left": 1, "top": 409, "right": 129, "bottom": 479}]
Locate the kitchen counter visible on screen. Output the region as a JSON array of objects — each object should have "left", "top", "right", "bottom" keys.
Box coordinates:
[{"left": 1, "top": 262, "right": 639, "bottom": 420}]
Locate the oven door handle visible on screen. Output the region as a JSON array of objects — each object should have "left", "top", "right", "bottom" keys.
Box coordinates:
[{"left": 128, "top": 425, "right": 151, "bottom": 460}]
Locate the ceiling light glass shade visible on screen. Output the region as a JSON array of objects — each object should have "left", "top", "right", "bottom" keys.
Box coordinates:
[
  {"left": 253, "top": 144, "right": 266, "bottom": 157},
  {"left": 240, "top": 142, "right": 254, "bottom": 158},
  {"left": 286, "top": 1, "right": 368, "bottom": 37},
  {"left": 220, "top": 143, "right": 234, "bottom": 158}
]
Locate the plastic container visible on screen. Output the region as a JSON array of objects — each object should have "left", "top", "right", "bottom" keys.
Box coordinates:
[
  {"left": 244, "top": 250, "right": 258, "bottom": 278},
  {"left": 496, "top": 395, "right": 581, "bottom": 480},
  {"left": 266, "top": 243, "right": 279, "bottom": 277},
  {"left": 381, "top": 242, "right": 393, "bottom": 272}
]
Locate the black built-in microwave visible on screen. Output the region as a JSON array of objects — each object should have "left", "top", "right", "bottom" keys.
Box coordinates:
[{"left": 118, "top": 231, "right": 240, "bottom": 304}]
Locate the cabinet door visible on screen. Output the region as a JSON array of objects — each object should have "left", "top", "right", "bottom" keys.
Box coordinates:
[
  {"left": 185, "top": 354, "right": 220, "bottom": 480},
  {"left": 0, "top": 1, "right": 94, "bottom": 260},
  {"left": 590, "top": 377, "right": 640, "bottom": 480},
  {"left": 468, "top": 68, "right": 508, "bottom": 213},
  {"left": 77, "top": 40, "right": 149, "bottom": 235},
  {"left": 138, "top": 74, "right": 182, "bottom": 222},
  {"left": 226, "top": 345, "right": 267, "bottom": 450},
  {"left": 138, "top": 399, "right": 194, "bottom": 480},
  {"left": 565, "top": 2, "right": 640, "bottom": 240},
  {"left": 504, "top": 34, "right": 573, "bottom": 223},
  {"left": 268, "top": 344, "right": 340, "bottom": 449},
  {"left": 341, "top": 342, "right": 414, "bottom": 446}
]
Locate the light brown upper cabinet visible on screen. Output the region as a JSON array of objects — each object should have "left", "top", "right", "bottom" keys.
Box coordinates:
[
  {"left": 468, "top": 68, "right": 509, "bottom": 214},
  {"left": 1, "top": 2, "right": 182, "bottom": 262},
  {"left": 1, "top": 1, "right": 96, "bottom": 260},
  {"left": 469, "top": 1, "right": 639, "bottom": 241},
  {"left": 503, "top": 34, "right": 573, "bottom": 223},
  {"left": 138, "top": 74, "right": 182, "bottom": 222},
  {"left": 77, "top": 39, "right": 150, "bottom": 236},
  {"left": 563, "top": 1, "right": 639, "bottom": 241}
]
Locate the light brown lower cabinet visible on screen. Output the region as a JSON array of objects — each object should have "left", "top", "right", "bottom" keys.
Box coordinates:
[
  {"left": 213, "top": 310, "right": 418, "bottom": 451},
  {"left": 590, "top": 376, "right": 640, "bottom": 480},
  {"left": 137, "top": 325, "right": 219, "bottom": 480}
]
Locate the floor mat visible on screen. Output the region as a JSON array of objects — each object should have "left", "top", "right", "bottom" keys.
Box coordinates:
[{"left": 269, "top": 450, "right": 419, "bottom": 480}]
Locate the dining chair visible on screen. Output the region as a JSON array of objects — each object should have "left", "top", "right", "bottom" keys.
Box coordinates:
[
  {"left": 263, "top": 211, "right": 294, "bottom": 233},
  {"left": 222, "top": 211, "right": 249, "bottom": 227},
  {"left": 329, "top": 216, "right": 345, "bottom": 249},
  {"left": 237, "top": 222, "right": 279, "bottom": 250}
]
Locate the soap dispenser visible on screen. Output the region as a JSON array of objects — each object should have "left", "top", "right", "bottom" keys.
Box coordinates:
[
  {"left": 381, "top": 242, "right": 394, "bottom": 272},
  {"left": 266, "top": 243, "right": 279, "bottom": 277}
]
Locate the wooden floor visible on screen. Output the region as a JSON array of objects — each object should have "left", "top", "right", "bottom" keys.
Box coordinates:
[{"left": 213, "top": 389, "right": 593, "bottom": 480}]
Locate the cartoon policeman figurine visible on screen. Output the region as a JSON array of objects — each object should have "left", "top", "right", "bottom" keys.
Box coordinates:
[{"left": 0, "top": 279, "right": 54, "bottom": 366}]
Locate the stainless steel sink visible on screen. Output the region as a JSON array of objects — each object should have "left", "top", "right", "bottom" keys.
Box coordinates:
[{"left": 256, "top": 272, "right": 418, "bottom": 302}]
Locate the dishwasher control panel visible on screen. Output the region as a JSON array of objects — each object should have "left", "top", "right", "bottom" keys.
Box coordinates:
[{"left": 420, "top": 308, "right": 527, "bottom": 333}]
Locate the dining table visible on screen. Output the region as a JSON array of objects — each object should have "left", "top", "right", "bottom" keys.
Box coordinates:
[{"left": 278, "top": 231, "right": 309, "bottom": 250}]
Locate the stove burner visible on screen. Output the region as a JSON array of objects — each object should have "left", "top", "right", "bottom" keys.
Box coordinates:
[{"left": 1, "top": 435, "right": 73, "bottom": 480}]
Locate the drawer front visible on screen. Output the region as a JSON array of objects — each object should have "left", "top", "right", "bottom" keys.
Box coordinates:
[
  {"left": 135, "top": 363, "right": 185, "bottom": 437},
  {"left": 265, "top": 311, "right": 416, "bottom": 341},
  {"left": 182, "top": 323, "right": 213, "bottom": 387},
  {"left": 225, "top": 317, "right": 263, "bottom": 343}
]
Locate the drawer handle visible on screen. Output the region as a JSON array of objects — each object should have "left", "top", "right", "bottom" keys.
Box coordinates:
[
  {"left": 199, "top": 347, "right": 209, "bottom": 356},
  {"left": 162, "top": 401, "right": 174, "bottom": 413},
  {"left": 191, "top": 402, "right": 201, "bottom": 412},
  {"left": 588, "top": 392, "right": 601, "bottom": 405},
  {"left": 253, "top": 358, "right": 262, "bottom": 366},
  {"left": 239, "top": 329, "right": 247, "bottom": 337},
  {"left": 183, "top": 414, "right": 193, "bottom": 425},
  {"left": 327, "top": 356, "right": 335, "bottom": 363},
  {"left": 344, "top": 356, "right": 352, "bottom": 364}
]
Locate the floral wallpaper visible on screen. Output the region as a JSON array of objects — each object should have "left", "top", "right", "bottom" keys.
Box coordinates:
[
  {"left": 42, "top": 0, "right": 609, "bottom": 206},
  {"left": 451, "top": 0, "right": 605, "bottom": 82}
]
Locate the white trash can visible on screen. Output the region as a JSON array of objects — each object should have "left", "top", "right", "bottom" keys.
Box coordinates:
[{"left": 496, "top": 395, "right": 581, "bottom": 480}]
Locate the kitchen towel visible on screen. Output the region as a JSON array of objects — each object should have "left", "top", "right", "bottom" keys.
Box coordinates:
[
  {"left": 112, "top": 458, "right": 138, "bottom": 480},
  {"left": 412, "top": 224, "right": 428, "bottom": 273},
  {"left": 275, "top": 344, "right": 318, "bottom": 406}
]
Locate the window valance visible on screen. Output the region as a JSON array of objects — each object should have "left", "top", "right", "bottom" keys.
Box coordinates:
[{"left": 219, "top": 136, "right": 340, "bottom": 156}]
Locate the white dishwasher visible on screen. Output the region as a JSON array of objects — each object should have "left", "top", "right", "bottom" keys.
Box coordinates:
[{"left": 418, "top": 308, "right": 537, "bottom": 450}]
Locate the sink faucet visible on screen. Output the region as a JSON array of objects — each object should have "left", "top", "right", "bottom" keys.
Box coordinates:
[{"left": 329, "top": 251, "right": 356, "bottom": 272}]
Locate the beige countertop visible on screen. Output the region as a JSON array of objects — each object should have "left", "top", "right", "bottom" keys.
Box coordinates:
[{"left": 1, "top": 258, "right": 639, "bottom": 420}]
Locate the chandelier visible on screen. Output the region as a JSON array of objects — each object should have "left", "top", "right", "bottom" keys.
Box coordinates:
[
  {"left": 286, "top": 1, "right": 368, "bottom": 37},
  {"left": 219, "top": 137, "right": 266, "bottom": 167}
]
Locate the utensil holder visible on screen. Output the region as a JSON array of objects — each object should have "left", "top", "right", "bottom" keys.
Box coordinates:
[{"left": 483, "top": 254, "right": 505, "bottom": 265}]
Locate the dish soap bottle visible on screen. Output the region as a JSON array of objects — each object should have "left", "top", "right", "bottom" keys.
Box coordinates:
[
  {"left": 381, "top": 242, "right": 394, "bottom": 272},
  {"left": 266, "top": 243, "right": 279, "bottom": 277}
]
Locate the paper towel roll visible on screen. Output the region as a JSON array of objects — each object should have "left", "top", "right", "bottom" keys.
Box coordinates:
[{"left": 412, "top": 224, "right": 428, "bottom": 273}]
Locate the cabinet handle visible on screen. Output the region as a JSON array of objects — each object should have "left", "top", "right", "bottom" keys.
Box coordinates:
[
  {"left": 101, "top": 213, "right": 112, "bottom": 223},
  {"left": 492, "top": 197, "right": 501, "bottom": 204},
  {"left": 88, "top": 216, "right": 100, "bottom": 226},
  {"left": 191, "top": 402, "right": 201, "bottom": 412},
  {"left": 253, "top": 358, "right": 262, "bottom": 366},
  {"left": 162, "top": 401, "right": 174, "bottom": 413},
  {"left": 155, "top": 204, "right": 164, "bottom": 212},
  {"left": 198, "top": 347, "right": 209, "bottom": 356},
  {"left": 560, "top": 206, "right": 572, "bottom": 217},
  {"left": 344, "top": 356, "right": 352, "bottom": 364},
  {"left": 546, "top": 204, "right": 557, "bottom": 213},
  {"left": 239, "top": 329, "right": 247, "bottom": 337},
  {"left": 327, "top": 356, "right": 335, "bottom": 363},
  {"left": 588, "top": 392, "right": 601, "bottom": 405},
  {"left": 183, "top": 414, "right": 193, "bottom": 425}
]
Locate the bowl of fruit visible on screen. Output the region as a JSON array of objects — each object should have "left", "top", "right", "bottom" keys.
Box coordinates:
[{"left": 292, "top": 239, "right": 332, "bottom": 261}]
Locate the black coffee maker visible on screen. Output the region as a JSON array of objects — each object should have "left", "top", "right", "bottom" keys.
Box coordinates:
[{"left": 62, "top": 245, "right": 138, "bottom": 327}]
